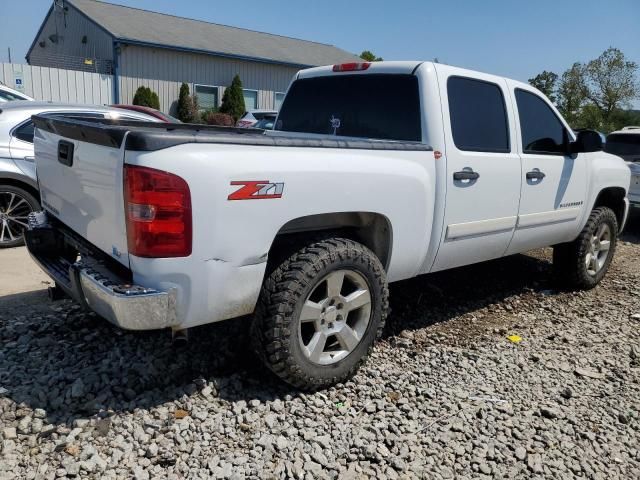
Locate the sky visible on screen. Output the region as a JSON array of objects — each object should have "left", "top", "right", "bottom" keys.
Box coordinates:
[{"left": 1, "top": 0, "right": 639, "bottom": 103}]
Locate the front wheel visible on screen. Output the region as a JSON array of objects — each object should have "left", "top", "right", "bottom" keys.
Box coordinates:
[
  {"left": 0, "top": 186, "right": 40, "bottom": 248},
  {"left": 251, "top": 238, "right": 389, "bottom": 390},
  {"left": 553, "top": 207, "right": 618, "bottom": 290}
]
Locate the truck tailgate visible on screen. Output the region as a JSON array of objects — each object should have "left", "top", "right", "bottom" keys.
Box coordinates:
[{"left": 34, "top": 121, "right": 129, "bottom": 267}]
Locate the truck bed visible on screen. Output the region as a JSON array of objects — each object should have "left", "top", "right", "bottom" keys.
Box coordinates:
[
  {"left": 32, "top": 115, "right": 432, "bottom": 153},
  {"left": 31, "top": 114, "right": 436, "bottom": 328}
]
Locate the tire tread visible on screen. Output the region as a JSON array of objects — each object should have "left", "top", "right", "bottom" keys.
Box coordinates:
[
  {"left": 251, "top": 237, "right": 389, "bottom": 390},
  {"left": 553, "top": 207, "right": 618, "bottom": 290}
]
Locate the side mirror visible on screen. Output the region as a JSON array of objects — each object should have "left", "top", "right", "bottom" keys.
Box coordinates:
[{"left": 571, "top": 130, "right": 603, "bottom": 154}]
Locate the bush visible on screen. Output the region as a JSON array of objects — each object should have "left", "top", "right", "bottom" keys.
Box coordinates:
[
  {"left": 132, "top": 86, "right": 160, "bottom": 110},
  {"left": 177, "top": 83, "right": 191, "bottom": 122},
  {"left": 176, "top": 83, "right": 202, "bottom": 123},
  {"left": 219, "top": 74, "right": 246, "bottom": 122},
  {"left": 202, "top": 111, "right": 235, "bottom": 126}
]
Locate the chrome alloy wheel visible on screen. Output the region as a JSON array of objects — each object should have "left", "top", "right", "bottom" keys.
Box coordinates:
[
  {"left": 585, "top": 223, "right": 611, "bottom": 276},
  {"left": 0, "top": 191, "right": 32, "bottom": 246},
  {"left": 298, "top": 269, "right": 372, "bottom": 366}
]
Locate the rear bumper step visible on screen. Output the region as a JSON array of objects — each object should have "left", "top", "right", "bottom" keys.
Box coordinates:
[{"left": 25, "top": 212, "right": 176, "bottom": 331}]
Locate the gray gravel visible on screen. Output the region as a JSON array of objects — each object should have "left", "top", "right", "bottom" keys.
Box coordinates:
[{"left": 1, "top": 216, "right": 639, "bottom": 479}]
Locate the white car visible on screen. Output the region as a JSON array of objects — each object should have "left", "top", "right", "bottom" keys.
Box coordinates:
[
  {"left": 236, "top": 109, "right": 278, "bottom": 128},
  {"left": 0, "top": 84, "right": 34, "bottom": 102},
  {"left": 0, "top": 102, "right": 162, "bottom": 247},
  {"left": 27, "top": 61, "right": 630, "bottom": 389},
  {"left": 605, "top": 126, "right": 640, "bottom": 208}
]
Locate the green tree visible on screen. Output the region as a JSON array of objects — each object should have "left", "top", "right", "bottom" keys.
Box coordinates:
[
  {"left": 556, "top": 63, "right": 588, "bottom": 127},
  {"left": 132, "top": 86, "right": 160, "bottom": 110},
  {"left": 610, "top": 108, "right": 640, "bottom": 129},
  {"left": 176, "top": 83, "right": 201, "bottom": 123},
  {"left": 360, "top": 50, "right": 383, "bottom": 62},
  {"left": 528, "top": 70, "right": 558, "bottom": 103},
  {"left": 574, "top": 104, "right": 603, "bottom": 130},
  {"left": 583, "top": 47, "right": 639, "bottom": 128},
  {"left": 219, "top": 74, "right": 246, "bottom": 121},
  {"left": 177, "top": 83, "right": 193, "bottom": 122}
]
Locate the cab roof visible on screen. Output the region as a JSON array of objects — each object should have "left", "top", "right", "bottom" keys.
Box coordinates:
[
  {"left": 297, "top": 61, "right": 426, "bottom": 79},
  {"left": 296, "top": 61, "right": 537, "bottom": 93}
]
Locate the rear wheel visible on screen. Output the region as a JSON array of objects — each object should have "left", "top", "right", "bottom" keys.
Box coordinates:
[
  {"left": 0, "top": 186, "right": 40, "bottom": 248},
  {"left": 553, "top": 207, "right": 618, "bottom": 289},
  {"left": 251, "top": 238, "right": 389, "bottom": 390}
]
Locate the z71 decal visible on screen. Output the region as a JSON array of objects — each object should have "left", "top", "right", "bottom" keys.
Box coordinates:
[{"left": 228, "top": 181, "right": 284, "bottom": 200}]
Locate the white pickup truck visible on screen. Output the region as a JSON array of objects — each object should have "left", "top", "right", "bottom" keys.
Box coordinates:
[{"left": 26, "top": 61, "right": 630, "bottom": 389}]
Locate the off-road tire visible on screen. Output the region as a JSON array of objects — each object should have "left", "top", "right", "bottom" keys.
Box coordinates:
[
  {"left": 0, "top": 185, "right": 40, "bottom": 249},
  {"left": 553, "top": 207, "right": 618, "bottom": 290},
  {"left": 251, "top": 237, "right": 389, "bottom": 390}
]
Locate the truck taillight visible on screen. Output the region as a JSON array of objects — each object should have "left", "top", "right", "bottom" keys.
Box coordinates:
[
  {"left": 333, "top": 62, "right": 371, "bottom": 72},
  {"left": 124, "top": 165, "right": 192, "bottom": 258}
]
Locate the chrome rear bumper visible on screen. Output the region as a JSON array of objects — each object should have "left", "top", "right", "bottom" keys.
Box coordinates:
[
  {"left": 25, "top": 212, "right": 176, "bottom": 331},
  {"left": 77, "top": 267, "right": 176, "bottom": 330}
]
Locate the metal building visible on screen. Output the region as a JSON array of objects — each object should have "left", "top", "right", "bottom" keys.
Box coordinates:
[{"left": 26, "top": 0, "right": 360, "bottom": 113}]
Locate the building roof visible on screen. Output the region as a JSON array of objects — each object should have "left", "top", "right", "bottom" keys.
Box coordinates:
[{"left": 67, "top": 0, "right": 361, "bottom": 68}]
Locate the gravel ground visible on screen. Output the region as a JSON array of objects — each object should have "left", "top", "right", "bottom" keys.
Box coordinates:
[{"left": 1, "top": 213, "right": 639, "bottom": 480}]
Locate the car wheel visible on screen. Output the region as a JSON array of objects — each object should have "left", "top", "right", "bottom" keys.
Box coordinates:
[
  {"left": 251, "top": 237, "right": 389, "bottom": 390},
  {"left": 553, "top": 207, "right": 618, "bottom": 290},
  {"left": 0, "top": 185, "right": 40, "bottom": 248}
]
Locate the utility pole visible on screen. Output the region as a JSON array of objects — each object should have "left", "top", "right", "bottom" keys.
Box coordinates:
[{"left": 7, "top": 47, "right": 11, "bottom": 63}]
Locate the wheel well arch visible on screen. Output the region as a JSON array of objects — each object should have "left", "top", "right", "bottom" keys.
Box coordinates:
[
  {"left": 592, "top": 187, "right": 626, "bottom": 229},
  {"left": 267, "top": 212, "right": 393, "bottom": 271},
  {"left": 0, "top": 177, "right": 40, "bottom": 204}
]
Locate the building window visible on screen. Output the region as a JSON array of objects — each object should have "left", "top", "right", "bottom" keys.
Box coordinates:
[
  {"left": 243, "top": 89, "right": 258, "bottom": 111},
  {"left": 194, "top": 84, "right": 219, "bottom": 111},
  {"left": 274, "top": 92, "right": 286, "bottom": 110}
]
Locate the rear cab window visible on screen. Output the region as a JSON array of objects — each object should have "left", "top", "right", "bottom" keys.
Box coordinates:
[{"left": 275, "top": 74, "right": 422, "bottom": 142}]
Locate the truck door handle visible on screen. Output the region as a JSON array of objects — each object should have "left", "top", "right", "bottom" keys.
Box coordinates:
[
  {"left": 453, "top": 170, "right": 480, "bottom": 181},
  {"left": 526, "top": 170, "right": 546, "bottom": 181},
  {"left": 58, "top": 140, "right": 74, "bottom": 167}
]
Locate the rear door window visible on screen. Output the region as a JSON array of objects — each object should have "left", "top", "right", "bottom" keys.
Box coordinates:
[
  {"left": 447, "top": 76, "right": 510, "bottom": 152},
  {"left": 276, "top": 74, "right": 422, "bottom": 142},
  {"left": 13, "top": 121, "right": 35, "bottom": 143}
]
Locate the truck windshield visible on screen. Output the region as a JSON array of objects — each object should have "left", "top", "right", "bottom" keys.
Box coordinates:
[
  {"left": 276, "top": 74, "right": 422, "bottom": 142},
  {"left": 605, "top": 133, "right": 640, "bottom": 157}
]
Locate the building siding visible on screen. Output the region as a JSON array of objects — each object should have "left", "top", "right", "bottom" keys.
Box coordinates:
[
  {"left": 28, "top": 3, "right": 114, "bottom": 73},
  {"left": 1, "top": 63, "right": 113, "bottom": 104},
  {"left": 118, "top": 45, "right": 298, "bottom": 113}
]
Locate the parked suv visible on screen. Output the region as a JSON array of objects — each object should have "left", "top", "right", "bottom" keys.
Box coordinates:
[
  {"left": 0, "top": 101, "right": 161, "bottom": 247},
  {"left": 605, "top": 127, "right": 640, "bottom": 208}
]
